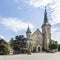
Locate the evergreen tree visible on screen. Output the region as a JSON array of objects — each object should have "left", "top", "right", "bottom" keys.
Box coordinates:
[{"left": 9, "top": 38, "right": 15, "bottom": 47}]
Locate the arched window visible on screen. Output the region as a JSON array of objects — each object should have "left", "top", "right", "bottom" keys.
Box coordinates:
[{"left": 36, "top": 38, "right": 40, "bottom": 45}]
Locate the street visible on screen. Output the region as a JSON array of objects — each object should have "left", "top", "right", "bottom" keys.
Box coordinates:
[{"left": 0, "top": 52, "right": 60, "bottom": 60}]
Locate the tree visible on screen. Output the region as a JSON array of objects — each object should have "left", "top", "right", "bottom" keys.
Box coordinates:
[
  {"left": 0, "top": 44, "right": 10, "bottom": 55},
  {"left": 9, "top": 38, "right": 15, "bottom": 47},
  {"left": 13, "top": 43, "right": 21, "bottom": 54},
  {"left": 0, "top": 38, "right": 10, "bottom": 55},
  {"left": 9, "top": 37, "right": 21, "bottom": 54},
  {"left": 12, "top": 35, "right": 27, "bottom": 54},
  {"left": 49, "top": 40, "right": 58, "bottom": 49}
]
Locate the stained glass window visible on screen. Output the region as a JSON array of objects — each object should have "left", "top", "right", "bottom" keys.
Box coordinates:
[{"left": 36, "top": 38, "right": 40, "bottom": 45}]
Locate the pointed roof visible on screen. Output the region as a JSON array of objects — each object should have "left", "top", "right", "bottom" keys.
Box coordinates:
[
  {"left": 26, "top": 25, "right": 31, "bottom": 33},
  {"left": 44, "top": 7, "right": 48, "bottom": 24},
  {"left": 32, "top": 28, "right": 42, "bottom": 36},
  {"left": 41, "top": 7, "right": 51, "bottom": 28}
]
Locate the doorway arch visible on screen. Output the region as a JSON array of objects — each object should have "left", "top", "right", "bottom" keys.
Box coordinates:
[{"left": 38, "top": 47, "right": 40, "bottom": 52}]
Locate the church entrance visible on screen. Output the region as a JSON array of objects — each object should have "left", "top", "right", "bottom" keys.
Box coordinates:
[
  {"left": 38, "top": 47, "right": 40, "bottom": 52},
  {"left": 32, "top": 46, "right": 41, "bottom": 53},
  {"left": 36, "top": 46, "right": 40, "bottom": 52}
]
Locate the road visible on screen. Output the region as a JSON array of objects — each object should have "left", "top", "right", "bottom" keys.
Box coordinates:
[{"left": 0, "top": 52, "right": 60, "bottom": 60}]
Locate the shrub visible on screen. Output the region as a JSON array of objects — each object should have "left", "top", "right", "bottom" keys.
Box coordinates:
[
  {"left": 49, "top": 40, "right": 58, "bottom": 49},
  {"left": 0, "top": 44, "right": 10, "bottom": 55}
]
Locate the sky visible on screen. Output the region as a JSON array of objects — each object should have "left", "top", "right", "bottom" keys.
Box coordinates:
[{"left": 0, "top": 0, "right": 60, "bottom": 43}]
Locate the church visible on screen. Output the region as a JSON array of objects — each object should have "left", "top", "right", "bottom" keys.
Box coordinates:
[
  {"left": 11, "top": 8, "right": 51, "bottom": 54},
  {"left": 26, "top": 8, "right": 51, "bottom": 53}
]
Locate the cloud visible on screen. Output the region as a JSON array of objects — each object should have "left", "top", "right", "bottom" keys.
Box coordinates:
[
  {"left": 49, "top": 0, "right": 60, "bottom": 25},
  {"left": 14, "top": 0, "right": 60, "bottom": 26},
  {"left": 26, "top": 0, "right": 54, "bottom": 8},
  {"left": 26, "top": 0, "right": 60, "bottom": 25},
  {"left": 0, "top": 18, "right": 34, "bottom": 32},
  {"left": 0, "top": 36, "right": 4, "bottom": 39}
]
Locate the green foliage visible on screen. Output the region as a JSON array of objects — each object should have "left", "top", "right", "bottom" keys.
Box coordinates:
[
  {"left": 0, "top": 39, "right": 10, "bottom": 55},
  {"left": 13, "top": 42, "right": 21, "bottom": 54},
  {"left": 9, "top": 37, "right": 21, "bottom": 54},
  {"left": 49, "top": 40, "right": 58, "bottom": 49},
  {"left": 9, "top": 38, "right": 19, "bottom": 54},
  {"left": 9, "top": 38, "right": 15, "bottom": 47},
  {"left": 0, "top": 45, "right": 9, "bottom": 55},
  {"left": 0, "top": 44, "right": 10, "bottom": 55},
  {"left": 10, "top": 35, "right": 27, "bottom": 54}
]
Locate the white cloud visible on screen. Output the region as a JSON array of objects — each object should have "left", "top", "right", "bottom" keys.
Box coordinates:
[
  {"left": 49, "top": 0, "right": 60, "bottom": 25},
  {"left": 0, "top": 36, "right": 4, "bottom": 39},
  {"left": 0, "top": 18, "right": 34, "bottom": 32},
  {"left": 26, "top": 0, "right": 54, "bottom": 8}
]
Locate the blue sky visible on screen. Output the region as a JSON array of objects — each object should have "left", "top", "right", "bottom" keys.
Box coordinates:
[{"left": 0, "top": 0, "right": 60, "bottom": 43}]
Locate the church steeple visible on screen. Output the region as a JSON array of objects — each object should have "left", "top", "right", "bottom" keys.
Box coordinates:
[
  {"left": 26, "top": 25, "right": 31, "bottom": 39},
  {"left": 41, "top": 7, "right": 51, "bottom": 50},
  {"left": 42, "top": 7, "right": 50, "bottom": 28},
  {"left": 26, "top": 25, "right": 31, "bottom": 33},
  {"left": 44, "top": 7, "right": 48, "bottom": 24}
]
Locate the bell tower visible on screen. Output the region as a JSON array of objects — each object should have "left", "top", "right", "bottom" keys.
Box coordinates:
[
  {"left": 41, "top": 7, "right": 51, "bottom": 50},
  {"left": 26, "top": 26, "right": 32, "bottom": 53}
]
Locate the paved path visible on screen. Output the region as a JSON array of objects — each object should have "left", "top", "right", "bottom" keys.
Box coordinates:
[{"left": 0, "top": 52, "right": 60, "bottom": 60}]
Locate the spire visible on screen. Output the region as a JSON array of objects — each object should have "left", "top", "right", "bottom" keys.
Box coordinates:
[
  {"left": 26, "top": 25, "right": 31, "bottom": 33},
  {"left": 41, "top": 7, "right": 51, "bottom": 28},
  {"left": 44, "top": 7, "right": 48, "bottom": 24}
]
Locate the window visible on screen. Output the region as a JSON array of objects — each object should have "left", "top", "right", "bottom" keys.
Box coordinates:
[{"left": 36, "top": 38, "right": 40, "bottom": 45}]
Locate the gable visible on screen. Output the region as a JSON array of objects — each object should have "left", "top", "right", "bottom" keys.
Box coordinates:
[
  {"left": 32, "top": 29, "right": 42, "bottom": 37},
  {"left": 31, "top": 29, "right": 43, "bottom": 45}
]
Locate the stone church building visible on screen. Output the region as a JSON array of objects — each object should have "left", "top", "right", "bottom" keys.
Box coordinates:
[
  {"left": 26, "top": 8, "right": 51, "bottom": 53},
  {"left": 10, "top": 8, "right": 51, "bottom": 54}
]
